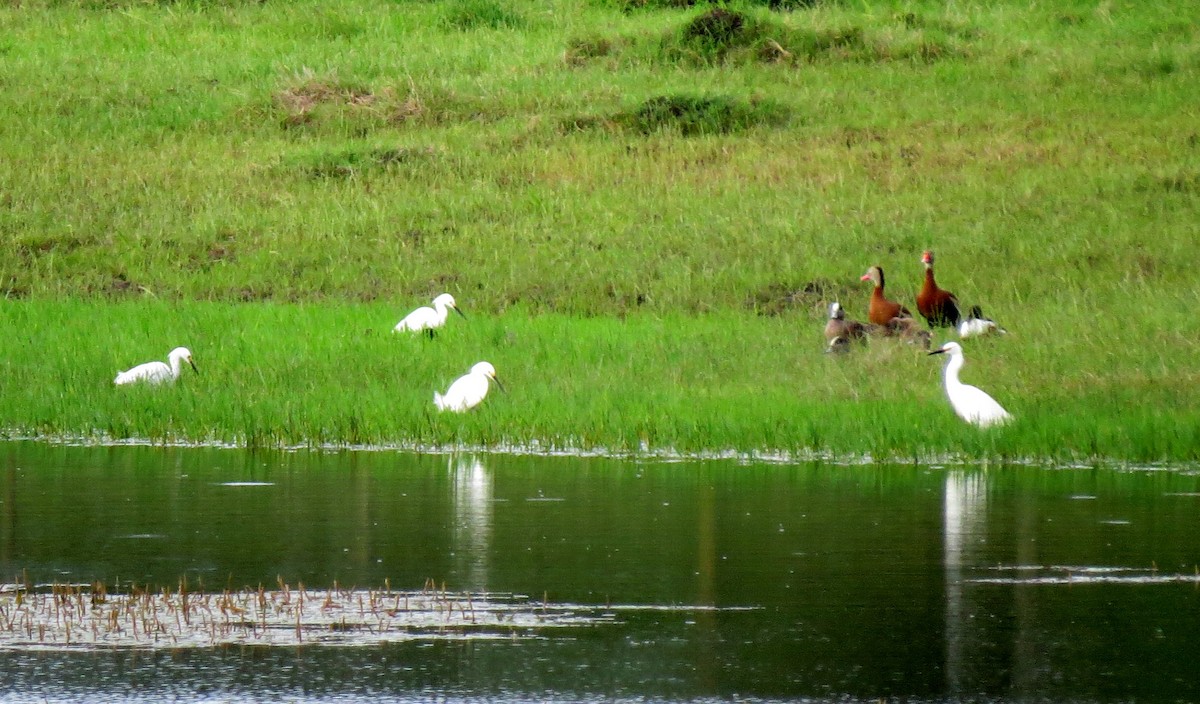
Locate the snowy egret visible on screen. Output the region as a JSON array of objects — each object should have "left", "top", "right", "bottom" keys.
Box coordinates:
[
  {"left": 394, "top": 293, "right": 466, "bottom": 337},
  {"left": 916, "top": 250, "right": 961, "bottom": 328},
  {"left": 114, "top": 347, "right": 198, "bottom": 386},
  {"left": 861, "top": 266, "right": 913, "bottom": 326},
  {"left": 824, "top": 301, "right": 874, "bottom": 344},
  {"left": 958, "top": 305, "right": 1007, "bottom": 339},
  {"left": 434, "top": 362, "right": 504, "bottom": 413},
  {"left": 928, "top": 342, "right": 1011, "bottom": 428}
]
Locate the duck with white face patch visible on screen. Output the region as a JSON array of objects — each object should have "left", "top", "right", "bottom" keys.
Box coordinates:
[{"left": 824, "top": 301, "right": 875, "bottom": 347}]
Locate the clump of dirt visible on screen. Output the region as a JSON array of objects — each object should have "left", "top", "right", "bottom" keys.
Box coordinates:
[
  {"left": 290, "top": 145, "right": 439, "bottom": 180},
  {"left": 276, "top": 72, "right": 376, "bottom": 123},
  {"left": 749, "top": 280, "right": 836, "bottom": 316},
  {"left": 106, "top": 273, "right": 140, "bottom": 297},
  {"left": 682, "top": 8, "right": 746, "bottom": 45},
  {"left": 569, "top": 4, "right": 972, "bottom": 69},
  {"left": 564, "top": 36, "right": 615, "bottom": 66},
  {"left": 613, "top": 94, "right": 788, "bottom": 136},
  {"left": 604, "top": 0, "right": 820, "bottom": 11},
  {"left": 440, "top": 0, "right": 526, "bottom": 31}
]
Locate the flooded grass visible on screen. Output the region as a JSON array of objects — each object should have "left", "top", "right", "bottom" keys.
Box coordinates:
[{"left": 0, "top": 579, "right": 621, "bottom": 650}]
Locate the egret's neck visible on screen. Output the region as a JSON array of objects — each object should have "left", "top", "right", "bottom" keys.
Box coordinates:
[
  {"left": 942, "top": 354, "right": 965, "bottom": 391},
  {"left": 434, "top": 302, "right": 450, "bottom": 323},
  {"left": 169, "top": 355, "right": 183, "bottom": 379}
]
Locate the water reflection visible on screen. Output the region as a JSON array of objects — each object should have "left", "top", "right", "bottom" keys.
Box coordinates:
[
  {"left": 0, "top": 442, "right": 1198, "bottom": 703},
  {"left": 943, "top": 470, "right": 987, "bottom": 697},
  {"left": 450, "top": 454, "right": 492, "bottom": 592}
]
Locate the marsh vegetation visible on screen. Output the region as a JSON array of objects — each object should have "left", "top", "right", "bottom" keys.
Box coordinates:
[{"left": 0, "top": 0, "right": 1196, "bottom": 460}]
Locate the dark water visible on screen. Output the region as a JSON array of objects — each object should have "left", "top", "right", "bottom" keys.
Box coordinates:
[{"left": 1, "top": 442, "right": 1198, "bottom": 703}]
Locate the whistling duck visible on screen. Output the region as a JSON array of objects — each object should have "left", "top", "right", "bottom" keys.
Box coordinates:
[
  {"left": 861, "top": 266, "right": 912, "bottom": 326},
  {"left": 824, "top": 301, "right": 874, "bottom": 343},
  {"left": 928, "top": 342, "right": 1012, "bottom": 428},
  {"left": 394, "top": 293, "right": 466, "bottom": 337},
  {"left": 114, "top": 347, "right": 198, "bottom": 386},
  {"left": 958, "top": 305, "right": 1007, "bottom": 339},
  {"left": 435, "top": 361, "right": 505, "bottom": 413},
  {"left": 879, "top": 315, "right": 932, "bottom": 349},
  {"left": 916, "top": 251, "right": 961, "bottom": 328},
  {"left": 826, "top": 336, "right": 851, "bottom": 354}
]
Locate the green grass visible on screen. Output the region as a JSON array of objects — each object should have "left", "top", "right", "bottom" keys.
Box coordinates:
[
  {"left": 0, "top": 0, "right": 1197, "bottom": 461},
  {"left": 0, "top": 300, "right": 1196, "bottom": 463}
]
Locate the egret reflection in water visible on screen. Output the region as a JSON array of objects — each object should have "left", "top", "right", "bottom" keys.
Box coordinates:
[
  {"left": 944, "top": 470, "right": 988, "bottom": 696},
  {"left": 450, "top": 455, "right": 493, "bottom": 592}
]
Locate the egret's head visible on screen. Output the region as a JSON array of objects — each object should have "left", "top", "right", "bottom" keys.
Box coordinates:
[
  {"left": 928, "top": 341, "right": 962, "bottom": 357},
  {"left": 170, "top": 347, "right": 198, "bottom": 373},
  {"left": 435, "top": 293, "right": 466, "bottom": 319},
  {"left": 472, "top": 361, "right": 504, "bottom": 392}
]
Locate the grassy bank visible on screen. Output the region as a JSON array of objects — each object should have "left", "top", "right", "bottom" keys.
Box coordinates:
[
  {"left": 0, "top": 1, "right": 1197, "bottom": 460},
  {"left": 0, "top": 301, "right": 1196, "bottom": 462}
]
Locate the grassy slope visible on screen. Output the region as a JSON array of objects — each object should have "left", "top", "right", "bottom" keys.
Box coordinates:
[{"left": 0, "top": 0, "right": 1197, "bottom": 460}]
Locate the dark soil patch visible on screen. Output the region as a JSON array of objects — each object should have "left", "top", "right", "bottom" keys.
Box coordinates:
[
  {"left": 682, "top": 8, "right": 746, "bottom": 45},
  {"left": 602, "top": 0, "right": 825, "bottom": 11},
  {"left": 564, "top": 36, "right": 616, "bottom": 65},
  {"left": 440, "top": 0, "right": 526, "bottom": 31},
  {"left": 749, "top": 280, "right": 836, "bottom": 316},
  {"left": 612, "top": 94, "right": 789, "bottom": 136},
  {"left": 289, "top": 145, "right": 439, "bottom": 180}
]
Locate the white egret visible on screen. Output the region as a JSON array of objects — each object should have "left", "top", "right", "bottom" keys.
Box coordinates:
[
  {"left": 958, "top": 305, "right": 1007, "bottom": 339},
  {"left": 394, "top": 293, "right": 465, "bottom": 337},
  {"left": 928, "top": 342, "right": 1011, "bottom": 428},
  {"left": 435, "top": 362, "right": 503, "bottom": 413},
  {"left": 114, "top": 347, "right": 198, "bottom": 386}
]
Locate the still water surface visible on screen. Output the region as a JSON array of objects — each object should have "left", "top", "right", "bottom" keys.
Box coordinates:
[{"left": 1, "top": 442, "right": 1198, "bottom": 702}]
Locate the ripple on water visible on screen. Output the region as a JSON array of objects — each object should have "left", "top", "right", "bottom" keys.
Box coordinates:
[{"left": 968, "top": 564, "right": 1200, "bottom": 586}]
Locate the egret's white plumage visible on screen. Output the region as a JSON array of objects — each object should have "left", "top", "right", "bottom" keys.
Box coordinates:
[
  {"left": 394, "top": 293, "right": 465, "bottom": 335},
  {"left": 928, "top": 342, "right": 1011, "bottom": 428},
  {"left": 435, "top": 362, "right": 503, "bottom": 413},
  {"left": 114, "top": 347, "right": 198, "bottom": 386},
  {"left": 958, "top": 305, "right": 1007, "bottom": 339}
]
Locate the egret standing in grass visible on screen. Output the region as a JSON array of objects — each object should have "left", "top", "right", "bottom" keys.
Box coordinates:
[
  {"left": 928, "top": 342, "right": 1011, "bottom": 428},
  {"left": 114, "top": 347, "right": 198, "bottom": 386},
  {"left": 394, "top": 293, "right": 465, "bottom": 337},
  {"left": 435, "top": 362, "right": 503, "bottom": 413}
]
